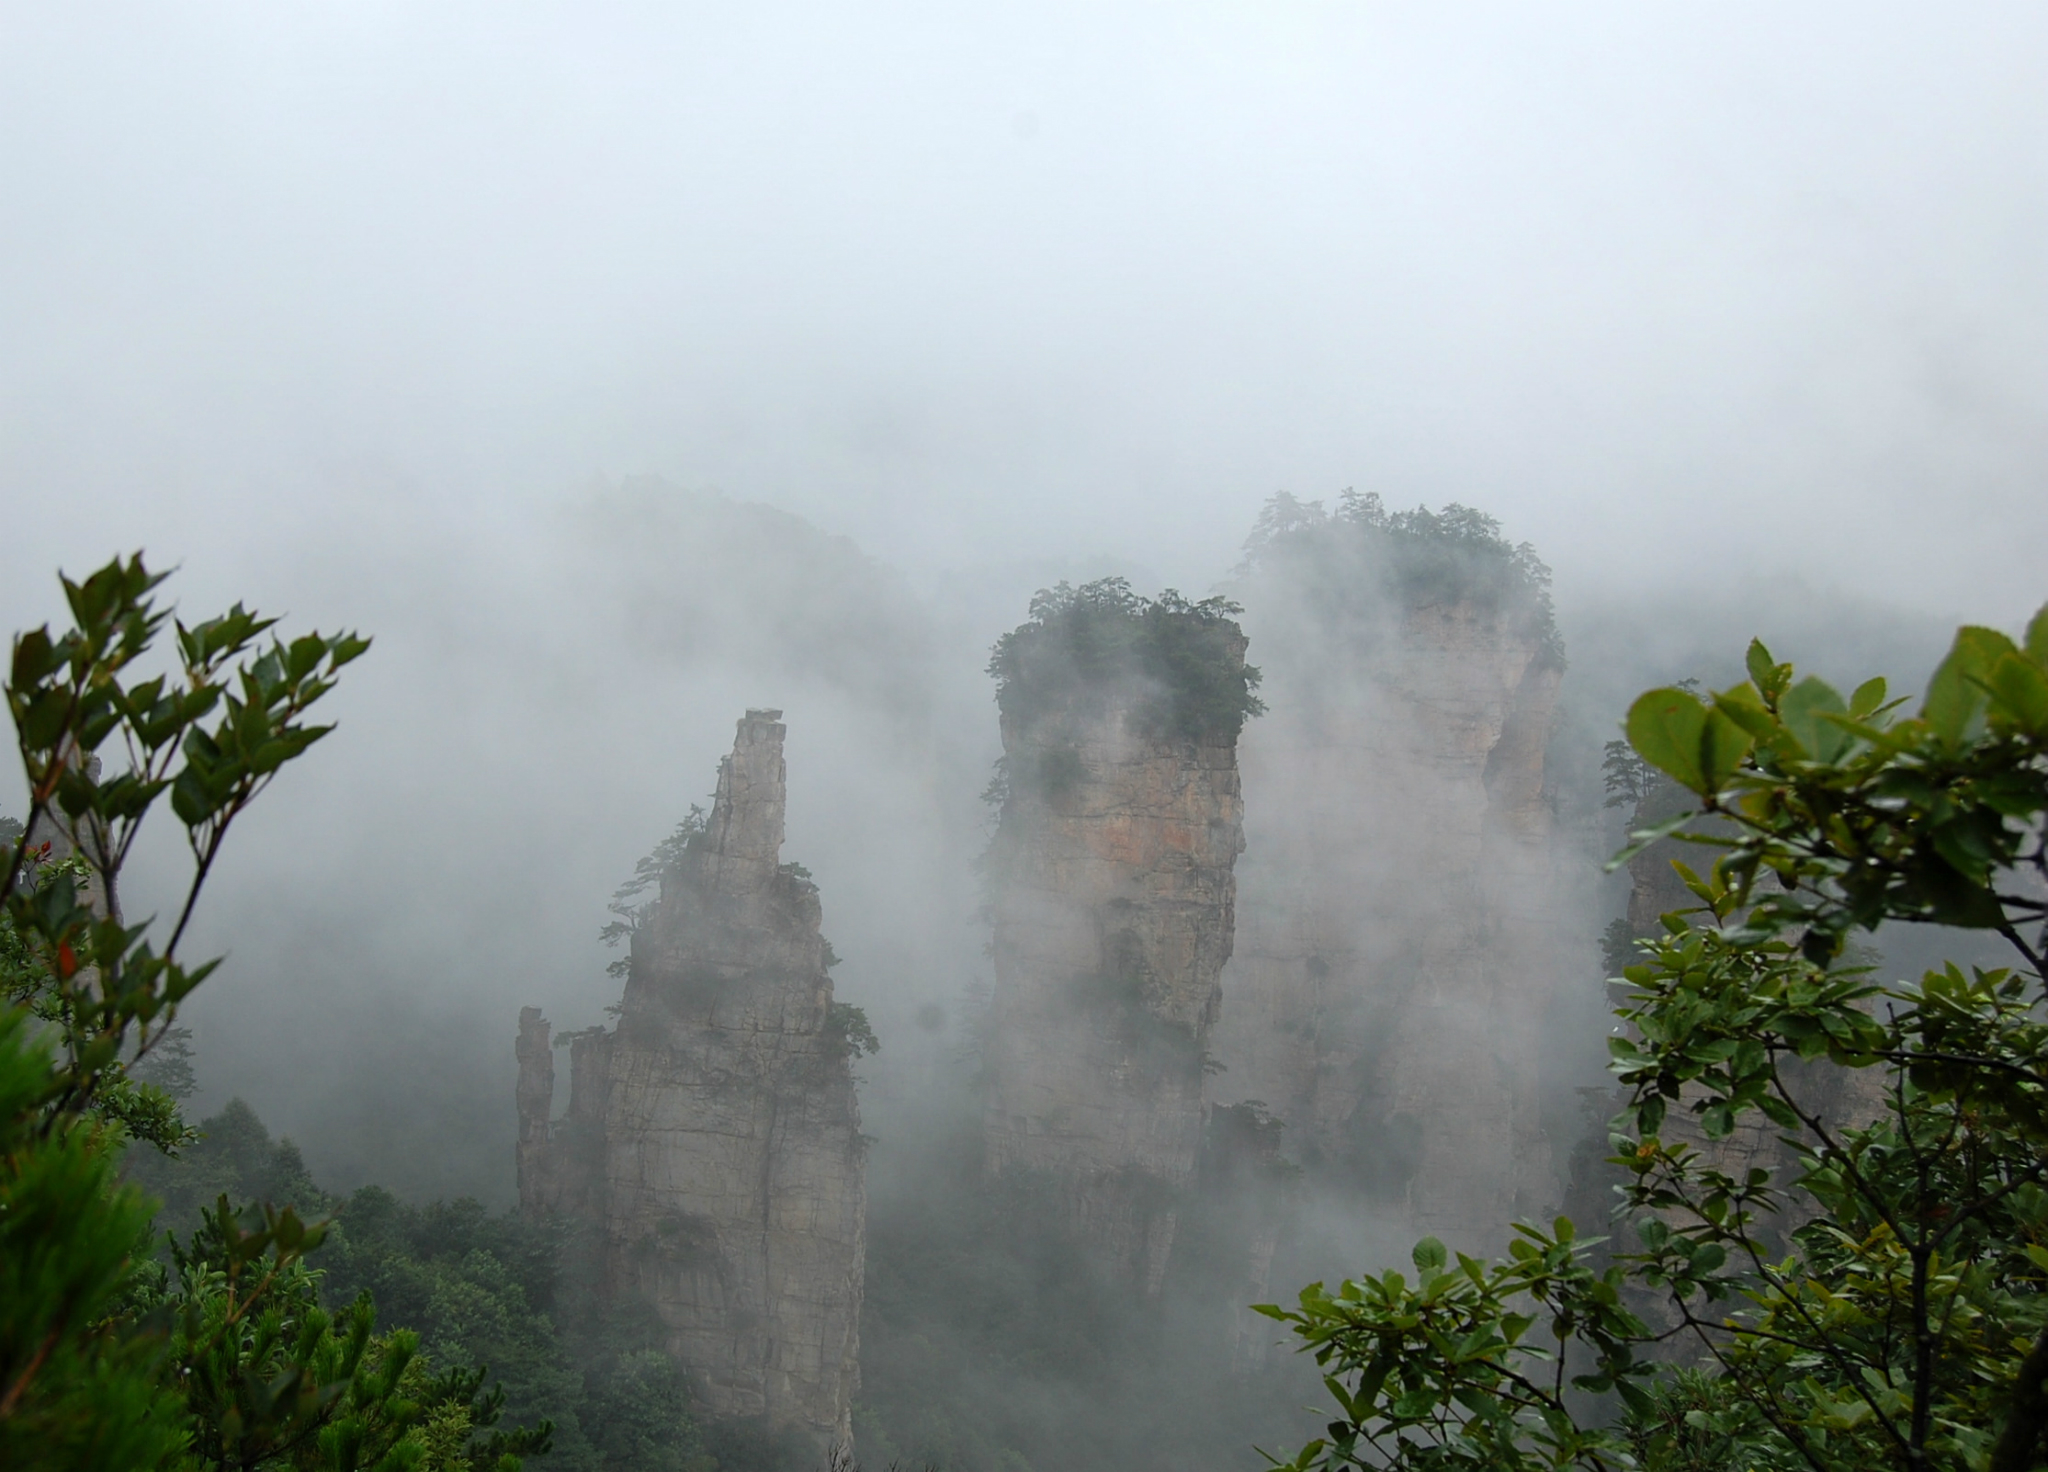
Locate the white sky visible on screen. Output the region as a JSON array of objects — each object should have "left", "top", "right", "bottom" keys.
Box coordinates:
[{"left": 3, "top": 3, "right": 2044, "bottom": 622}]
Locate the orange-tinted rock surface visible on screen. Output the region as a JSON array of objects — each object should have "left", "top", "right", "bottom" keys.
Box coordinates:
[{"left": 982, "top": 641, "right": 1249, "bottom": 1291}]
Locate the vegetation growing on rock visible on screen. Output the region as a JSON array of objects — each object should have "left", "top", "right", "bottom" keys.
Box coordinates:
[
  {"left": 1238, "top": 490, "right": 1564, "bottom": 668},
  {"left": 987, "top": 577, "right": 1265, "bottom": 744}
]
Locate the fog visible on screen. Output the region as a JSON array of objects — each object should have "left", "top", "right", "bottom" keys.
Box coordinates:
[
  {"left": 5, "top": 5, "right": 2045, "bottom": 615},
  {"left": 3, "top": 6, "right": 2044, "bottom": 1468}
]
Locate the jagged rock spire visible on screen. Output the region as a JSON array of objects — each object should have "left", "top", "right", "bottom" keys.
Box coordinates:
[
  {"left": 518, "top": 710, "right": 864, "bottom": 1451},
  {"left": 700, "top": 707, "right": 786, "bottom": 878}
]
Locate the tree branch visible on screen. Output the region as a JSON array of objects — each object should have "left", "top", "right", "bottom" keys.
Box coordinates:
[{"left": 1991, "top": 1328, "right": 2048, "bottom": 1472}]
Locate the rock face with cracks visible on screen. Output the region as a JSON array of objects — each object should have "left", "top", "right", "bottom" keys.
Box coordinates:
[
  {"left": 1210, "top": 594, "right": 1573, "bottom": 1252},
  {"left": 517, "top": 710, "right": 865, "bottom": 1449},
  {"left": 982, "top": 684, "right": 1248, "bottom": 1294}
]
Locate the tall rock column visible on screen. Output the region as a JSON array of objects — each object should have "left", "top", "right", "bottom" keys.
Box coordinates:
[
  {"left": 519, "top": 710, "right": 866, "bottom": 1449},
  {"left": 1209, "top": 494, "right": 1578, "bottom": 1254},
  {"left": 980, "top": 580, "right": 1255, "bottom": 1291}
]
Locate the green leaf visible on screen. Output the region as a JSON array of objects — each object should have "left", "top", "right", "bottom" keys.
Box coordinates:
[
  {"left": 1628, "top": 687, "right": 1709, "bottom": 791},
  {"left": 1987, "top": 653, "right": 2048, "bottom": 735},
  {"left": 2027, "top": 602, "right": 2048, "bottom": 665},
  {"left": 1607, "top": 810, "right": 1697, "bottom": 872},
  {"left": 330, "top": 633, "right": 372, "bottom": 668},
  {"left": 1849, "top": 676, "right": 1888, "bottom": 719},
  {"left": 1923, "top": 625, "right": 2017, "bottom": 745},
  {"left": 1744, "top": 639, "right": 1785, "bottom": 699},
  {"left": 1699, "top": 711, "right": 1754, "bottom": 792},
  {"left": 19, "top": 686, "right": 78, "bottom": 750},
  {"left": 1321, "top": 1375, "right": 1358, "bottom": 1422},
  {"left": 1630, "top": 687, "right": 1754, "bottom": 794},
  {"left": 11, "top": 625, "right": 59, "bottom": 685},
  {"left": 1711, "top": 684, "right": 1780, "bottom": 743},
  {"left": 1779, "top": 676, "right": 1849, "bottom": 761},
  {"left": 1412, "top": 1237, "right": 1447, "bottom": 1276},
  {"left": 170, "top": 770, "right": 217, "bottom": 826}
]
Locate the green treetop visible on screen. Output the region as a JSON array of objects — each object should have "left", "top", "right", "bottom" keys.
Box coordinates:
[
  {"left": 1238, "top": 490, "right": 1564, "bottom": 669},
  {"left": 987, "top": 577, "right": 1265, "bottom": 744}
]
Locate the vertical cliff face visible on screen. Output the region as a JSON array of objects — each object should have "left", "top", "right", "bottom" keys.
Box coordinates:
[
  {"left": 518, "top": 711, "right": 865, "bottom": 1448},
  {"left": 983, "top": 706, "right": 1245, "bottom": 1289},
  {"left": 980, "top": 581, "right": 1257, "bottom": 1291},
  {"left": 514, "top": 1008, "right": 555, "bottom": 1206},
  {"left": 1209, "top": 496, "right": 1575, "bottom": 1251}
]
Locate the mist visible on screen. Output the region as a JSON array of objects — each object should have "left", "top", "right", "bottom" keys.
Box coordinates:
[
  {"left": 3, "top": 6, "right": 2044, "bottom": 1469},
  {"left": 6, "top": 5, "right": 2046, "bottom": 614}
]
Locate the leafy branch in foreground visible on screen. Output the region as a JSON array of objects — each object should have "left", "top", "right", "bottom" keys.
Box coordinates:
[
  {"left": 3, "top": 555, "right": 555, "bottom": 1469},
  {"left": 2, "top": 553, "right": 368, "bottom": 1146},
  {"left": 0, "top": 554, "right": 555, "bottom": 1472},
  {"left": 1264, "top": 603, "right": 2048, "bottom": 1471},
  {"left": 165, "top": 1194, "right": 553, "bottom": 1471},
  {"left": 1256, "top": 1223, "right": 1652, "bottom": 1472}
]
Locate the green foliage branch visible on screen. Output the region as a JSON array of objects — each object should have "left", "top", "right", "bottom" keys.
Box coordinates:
[
  {"left": 0, "top": 554, "right": 381, "bottom": 1468},
  {"left": 1262, "top": 603, "right": 2048, "bottom": 1471},
  {"left": 0, "top": 1003, "right": 190, "bottom": 1467},
  {"left": 158, "top": 1194, "right": 549, "bottom": 1471},
  {"left": 1264, "top": 1222, "right": 1653, "bottom": 1471},
  {"left": 2, "top": 554, "right": 368, "bottom": 1149},
  {"left": 0, "top": 556, "right": 551, "bottom": 1468}
]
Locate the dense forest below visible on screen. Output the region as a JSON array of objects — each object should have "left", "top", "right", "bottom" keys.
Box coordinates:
[
  {"left": 127, "top": 1096, "right": 819, "bottom": 1472},
  {"left": 126, "top": 1066, "right": 1323, "bottom": 1471}
]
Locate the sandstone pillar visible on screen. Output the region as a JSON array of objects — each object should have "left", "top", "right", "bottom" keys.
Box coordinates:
[{"left": 520, "top": 711, "right": 865, "bottom": 1448}]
